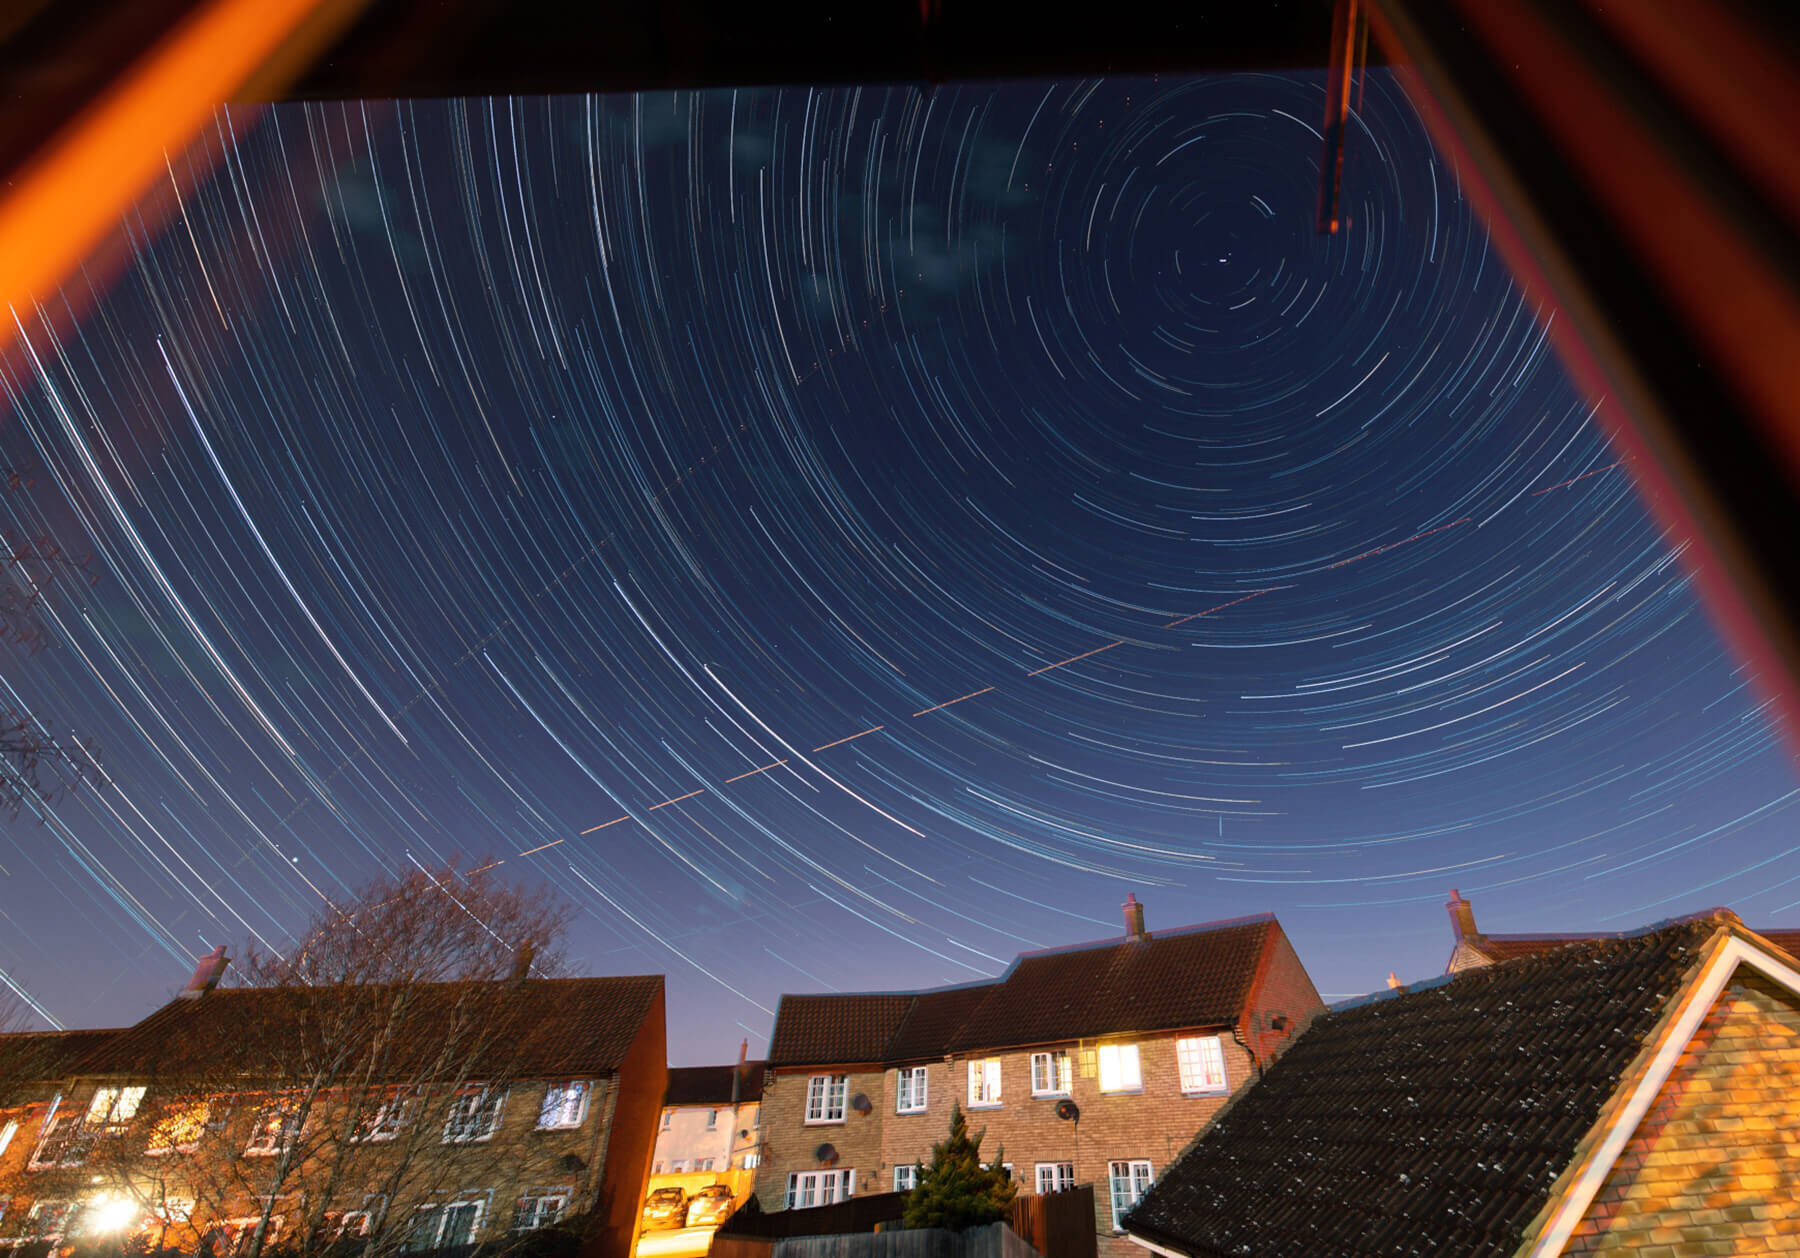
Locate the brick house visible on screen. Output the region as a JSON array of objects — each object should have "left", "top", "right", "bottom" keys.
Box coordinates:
[
  {"left": 1121, "top": 911, "right": 1800, "bottom": 1256},
  {"left": 1442, "top": 886, "right": 1800, "bottom": 973},
  {"left": 0, "top": 951, "right": 666, "bottom": 1258},
  {"left": 754, "top": 898, "right": 1322, "bottom": 1258}
]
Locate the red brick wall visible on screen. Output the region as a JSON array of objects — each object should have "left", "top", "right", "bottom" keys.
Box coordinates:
[
  {"left": 588, "top": 984, "right": 668, "bottom": 1258},
  {"left": 1562, "top": 969, "right": 1800, "bottom": 1253},
  {"left": 1239, "top": 926, "right": 1324, "bottom": 1065}
]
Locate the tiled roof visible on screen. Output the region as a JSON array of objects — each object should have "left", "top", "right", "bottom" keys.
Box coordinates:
[
  {"left": 1463, "top": 923, "right": 1800, "bottom": 967},
  {"left": 1123, "top": 916, "right": 1727, "bottom": 1258},
  {"left": 767, "top": 993, "right": 914, "bottom": 1067},
  {"left": 947, "top": 916, "right": 1274, "bottom": 1052},
  {"left": 665, "top": 1062, "right": 766, "bottom": 1107},
  {"left": 0, "top": 1027, "right": 125, "bottom": 1085},
  {"left": 75, "top": 974, "right": 662, "bottom": 1081},
  {"left": 884, "top": 984, "right": 999, "bottom": 1063},
  {"left": 768, "top": 914, "right": 1285, "bottom": 1067}
]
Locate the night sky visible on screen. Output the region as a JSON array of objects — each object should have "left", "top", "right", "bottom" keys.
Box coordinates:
[{"left": 2, "top": 72, "right": 1795, "bottom": 1063}]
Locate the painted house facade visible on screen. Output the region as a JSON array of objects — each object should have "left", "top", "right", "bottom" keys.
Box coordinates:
[{"left": 754, "top": 898, "right": 1322, "bottom": 1258}]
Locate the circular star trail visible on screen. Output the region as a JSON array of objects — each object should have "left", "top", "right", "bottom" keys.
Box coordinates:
[{"left": 2, "top": 73, "right": 1794, "bottom": 1054}]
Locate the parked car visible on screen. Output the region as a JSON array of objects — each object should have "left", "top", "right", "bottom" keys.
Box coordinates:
[
  {"left": 685, "top": 1185, "right": 735, "bottom": 1228},
  {"left": 642, "top": 1187, "right": 688, "bottom": 1230}
]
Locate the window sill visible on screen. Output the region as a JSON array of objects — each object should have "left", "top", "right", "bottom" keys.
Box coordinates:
[
  {"left": 801, "top": 1118, "right": 846, "bottom": 1126},
  {"left": 535, "top": 1122, "right": 584, "bottom": 1132},
  {"left": 965, "top": 1103, "right": 1003, "bottom": 1110},
  {"left": 1030, "top": 1090, "right": 1070, "bottom": 1099},
  {"left": 1097, "top": 1089, "right": 1143, "bottom": 1096},
  {"left": 1180, "top": 1088, "right": 1227, "bottom": 1098}
]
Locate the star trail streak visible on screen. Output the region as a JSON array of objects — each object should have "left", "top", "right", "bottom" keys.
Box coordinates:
[{"left": 0, "top": 73, "right": 1794, "bottom": 1060}]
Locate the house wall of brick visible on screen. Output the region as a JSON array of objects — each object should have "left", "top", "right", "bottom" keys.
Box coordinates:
[
  {"left": 752, "top": 1067, "right": 886, "bottom": 1209},
  {"left": 588, "top": 984, "right": 667, "bottom": 1258},
  {"left": 1561, "top": 969, "right": 1800, "bottom": 1254},
  {"left": 1240, "top": 927, "right": 1324, "bottom": 1065},
  {"left": 0, "top": 1072, "right": 629, "bottom": 1252},
  {"left": 874, "top": 1032, "right": 1256, "bottom": 1258}
]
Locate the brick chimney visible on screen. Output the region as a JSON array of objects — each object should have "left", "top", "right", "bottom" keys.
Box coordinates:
[
  {"left": 178, "top": 944, "right": 230, "bottom": 999},
  {"left": 508, "top": 939, "right": 536, "bottom": 985},
  {"left": 1446, "top": 889, "right": 1480, "bottom": 943},
  {"left": 1123, "top": 893, "right": 1147, "bottom": 942}
]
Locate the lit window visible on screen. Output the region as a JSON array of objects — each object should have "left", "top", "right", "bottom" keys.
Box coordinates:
[
  {"left": 84, "top": 1086, "right": 146, "bottom": 1131},
  {"left": 967, "top": 1059, "right": 1002, "bottom": 1107},
  {"left": 245, "top": 1096, "right": 303, "bottom": 1156},
  {"left": 1107, "top": 1161, "right": 1153, "bottom": 1231},
  {"left": 510, "top": 1186, "right": 571, "bottom": 1234},
  {"left": 146, "top": 1100, "right": 211, "bottom": 1155},
  {"left": 1030, "top": 1051, "right": 1071, "bottom": 1096},
  {"left": 742, "top": 1152, "right": 761, "bottom": 1169},
  {"left": 893, "top": 1165, "right": 917, "bottom": 1192},
  {"left": 1035, "top": 1163, "right": 1074, "bottom": 1195},
  {"left": 538, "top": 1082, "right": 590, "bottom": 1130},
  {"left": 1096, "top": 1044, "right": 1141, "bottom": 1093},
  {"left": 27, "top": 1201, "right": 77, "bottom": 1241},
  {"left": 0, "top": 1119, "right": 17, "bottom": 1156},
  {"left": 1174, "top": 1036, "right": 1228, "bottom": 1095},
  {"left": 785, "top": 1169, "right": 854, "bottom": 1209},
  {"left": 443, "top": 1086, "right": 506, "bottom": 1143},
  {"left": 896, "top": 1066, "right": 928, "bottom": 1113},
  {"left": 698, "top": 1158, "right": 714, "bottom": 1171},
  {"left": 804, "top": 1075, "right": 847, "bottom": 1124}
]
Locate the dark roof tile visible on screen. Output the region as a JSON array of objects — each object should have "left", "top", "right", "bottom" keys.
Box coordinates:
[
  {"left": 1124, "top": 916, "right": 1729, "bottom": 1258},
  {"left": 767, "top": 993, "right": 913, "bottom": 1067},
  {"left": 665, "top": 1062, "right": 766, "bottom": 1106}
]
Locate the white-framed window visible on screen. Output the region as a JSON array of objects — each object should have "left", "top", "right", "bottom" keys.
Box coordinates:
[
  {"left": 537, "top": 1081, "right": 591, "bottom": 1130},
  {"left": 742, "top": 1151, "right": 761, "bottom": 1169},
  {"left": 443, "top": 1086, "right": 507, "bottom": 1143},
  {"left": 1175, "top": 1036, "right": 1229, "bottom": 1095},
  {"left": 785, "top": 1169, "right": 855, "bottom": 1209},
  {"left": 146, "top": 1098, "right": 211, "bottom": 1155},
  {"left": 672, "top": 1161, "right": 688, "bottom": 1173},
  {"left": 245, "top": 1096, "right": 302, "bottom": 1156},
  {"left": 896, "top": 1066, "right": 928, "bottom": 1113},
  {"left": 697, "top": 1158, "right": 714, "bottom": 1171},
  {"left": 1107, "top": 1161, "right": 1154, "bottom": 1231},
  {"left": 893, "top": 1165, "right": 917, "bottom": 1192},
  {"left": 804, "top": 1074, "right": 847, "bottom": 1124},
  {"left": 407, "top": 1197, "right": 486, "bottom": 1251},
  {"left": 510, "top": 1186, "right": 571, "bottom": 1234},
  {"left": 705, "top": 1108, "right": 718, "bottom": 1129},
  {"left": 1030, "top": 1051, "right": 1072, "bottom": 1097},
  {"left": 1001, "top": 1163, "right": 1014, "bottom": 1182},
  {"left": 353, "top": 1089, "right": 417, "bottom": 1143},
  {"left": 30, "top": 1107, "right": 86, "bottom": 1169},
  {"left": 150, "top": 1198, "right": 195, "bottom": 1227},
  {"left": 1097, "top": 1044, "right": 1142, "bottom": 1093},
  {"left": 84, "top": 1086, "right": 146, "bottom": 1133},
  {"left": 1035, "top": 1162, "right": 1075, "bottom": 1195},
  {"left": 27, "top": 1200, "right": 77, "bottom": 1241},
  {"left": 0, "top": 1119, "right": 16, "bottom": 1156},
  {"left": 214, "top": 1216, "right": 280, "bottom": 1258},
  {"left": 967, "top": 1058, "right": 1002, "bottom": 1108}
]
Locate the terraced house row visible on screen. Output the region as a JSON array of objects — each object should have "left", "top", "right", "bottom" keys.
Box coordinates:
[
  {"left": 752, "top": 897, "right": 1324, "bottom": 1258},
  {"left": 0, "top": 950, "right": 666, "bottom": 1258}
]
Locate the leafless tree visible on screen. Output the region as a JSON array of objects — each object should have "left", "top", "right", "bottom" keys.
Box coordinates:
[{"left": 92, "top": 858, "right": 580, "bottom": 1258}]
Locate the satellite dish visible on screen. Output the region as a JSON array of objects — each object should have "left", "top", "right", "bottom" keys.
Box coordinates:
[
  {"left": 1055, "top": 1100, "right": 1079, "bottom": 1122},
  {"left": 814, "top": 1143, "right": 839, "bottom": 1165},
  {"left": 850, "top": 1093, "right": 872, "bottom": 1113}
]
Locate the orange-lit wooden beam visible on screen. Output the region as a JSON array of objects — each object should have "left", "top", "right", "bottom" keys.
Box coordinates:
[
  {"left": 0, "top": 0, "right": 368, "bottom": 355},
  {"left": 1364, "top": 0, "right": 1800, "bottom": 761}
]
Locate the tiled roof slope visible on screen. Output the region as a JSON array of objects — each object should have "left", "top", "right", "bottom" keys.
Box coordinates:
[
  {"left": 1464, "top": 924, "right": 1800, "bottom": 967},
  {"left": 665, "top": 1062, "right": 766, "bottom": 1107},
  {"left": 947, "top": 916, "right": 1274, "bottom": 1052},
  {"left": 768, "top": 993, "right": 914, "bottom": 1067},
  {"left": 768, "top": 915, "right": 1285, "bottom": 1067},
  {"left": 0, "top": 1027, "right": 124, "bottom": 1084},
  {"left": 77, "top": 974, "right": 662, "bottom": 1081},
  {"left": 1123, "top": 916, "right": 1724, "bottom": 1258},
  {"left": 885, "top": 984, "right": 999, "bottom": 1063}
]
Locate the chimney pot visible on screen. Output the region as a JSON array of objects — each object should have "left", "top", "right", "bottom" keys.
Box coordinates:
[
  {"left": 1123, "top": 893, "right": 1147, "bottom": 941},
  {"left": 179, "top": 945, "right": 230, "bottom": 999},
  {"left": 1446, "top": 889, "right": 1480, "bottom": 943},
  {"left": 509, "top": 939, "right": 536, "bottom": 985}
]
